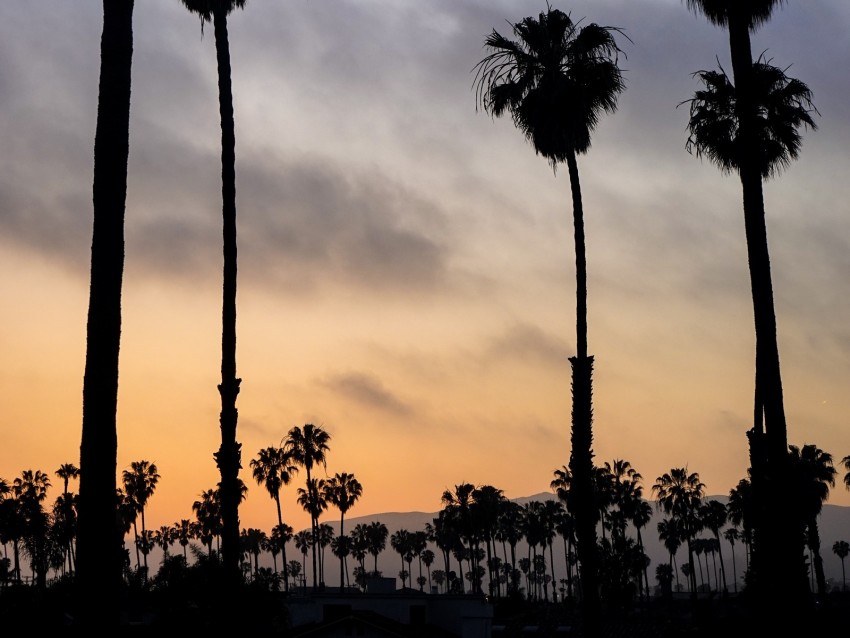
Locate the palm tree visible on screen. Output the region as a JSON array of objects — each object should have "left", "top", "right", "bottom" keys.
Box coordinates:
[
  {"left": 324, "top": 472, "right": 363, "bottom": 591},
  {"left": 653, "top": 468, "right": 705, "bottom": 595},
  {"left": 682, "top": 0, "right": 817, "bottom": 607},
  {"left": 833, "top": 540, "right": 849, "bottom": 592},
  {"left": 12, "top": 470, "right": 52, "bottom": 587},
  {"left": 390, "top": 529, "right": 415, "bottom": 589},
  {"left": 285, "top": 423, "right": 331, "bottom": 590},
  {"left": 842, "top": 455, "right": 850, "bottom": 491},
  {"left": 54, "top": 463, "right": 79, "bottom": 574},
  {"left": 366, "top": 521, "right": 389, "bottom": 575},
  {"left": 179, "top": 0, "right": 247, "bottom": 583},
  {"left": 474, "top": 9, "right": 626, "bottom": 633},
  {"left": 789, "top": 443, "right": 836, "bottom": 599},
  {"left": 293, "top": 530, "right": 311, "bottom": 589},
  {"left": 699, "top": 500, "right": 728, "bottom": 592},
  {"left": 192, "top": 488, "right": 222, "bottom": 556},
  {"left": 76, "top": 1, "right": 135, "bottom": 625},
  {"left": 296, "top": 478, "right": 329, "bottom": 587},
  {"left": 250, "top": 445, "right": 297, "bottom": 590},
  {"left": 723, "top": 528, "right": 740, "bottom": 593},
  {"left": 121, "top": 460, "right": 160, "bottom": 573},
  {"left": 174, "top": 519, "right": 193, "bottom": 561}
]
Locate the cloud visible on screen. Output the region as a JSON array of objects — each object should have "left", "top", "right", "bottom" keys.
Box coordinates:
[
  {"left": 485, "top": 322, "right": 572, "bottom": 368},
  {"left": 319, "top": 370, "right": 412, "bottom": 416}
]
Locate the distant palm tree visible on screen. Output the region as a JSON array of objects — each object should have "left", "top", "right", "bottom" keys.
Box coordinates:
[
  {"left": 833, "top": 540, "right": 849, "bottom": 592},
  {"left": 366, "top": 521, "right": 389, "bottom": 575},
  {"left": 699, "top": 500, "right": 728, "bottom": 592},
  {"left": 250, "top": 445, "right": 297, "bottom": 590},
  {"left": 54, "top": 463, "right": 79, "bottom": 574},
  {"left": 179, "top": 0, "right": 247, "bottom": 583},
  {"left": 324, "top": 472, "right": 363, "bottom": 591},
  {"left": 293, "top": 529, "right": 311, "bottom": 589},
  {"left": 683, "top": 0, "right": 818, "bottom": 606},
  {"left": 121, "top": 460, "right": 160, "bottom": 573},
  {"left": 390, "top": 529, "right": 414, "bottom": 588},
  {"left": 174, "top": 519, "right": 193, "bottom": 561},
  {"left": 296, "top": 478, "right": 329, "bottom": 587},
  {"left": 657, "top": 517, "right": 683, "bottom": 590},
  {"left": 653, "top": 468, "right": 705, "bottom": 595},
  {"left": 475, "top": 9, "right": 626, "bottom": 632},
  {"left": 192, "top": 488, "right": 222, "bottom": 556},
  {"left": 842, "top": 455, "right": 850, "bottom": 491},
  {"left": 723, "top": 528, "right": 740, "bottom": 593},
  {"left": 789, "top": 444, "right": 836, "bottom": 599},
  {"left": 77, "top": 1, "right": 135, "bottom": 625},
  {"left": 285, "top": 423, "right": 331, "bottom": 590}
]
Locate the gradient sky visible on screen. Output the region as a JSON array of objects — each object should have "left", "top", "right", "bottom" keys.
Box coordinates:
[{"left": 2, "top": 0, "right": 849, "bottom": 537}]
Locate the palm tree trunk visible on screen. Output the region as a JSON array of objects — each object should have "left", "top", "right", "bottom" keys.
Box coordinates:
[
  {"left": 808, "top": 520, "right": 827, "bottom": 599},
  {"left": 564, "top": 148, "right": 601, "bottom": 638},
  {"left": 726, "top": 7, "right": 803, "bottom": 611},
  {"left": 76, "top": 2, "right": 134, "bottom": 626},
  {"left": 210, "top": 6, "right": 243, "bottom": 587}
]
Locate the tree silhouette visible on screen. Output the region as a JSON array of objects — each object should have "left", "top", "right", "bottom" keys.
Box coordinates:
[
  {"left": 653, "top": 468, "right": 705, "bottom": 595},
  {"left": 250, "top": 445, "right": 297, "bottom": 591},
  {"left": 54, "top": 463, "right": 79, "bottom": 574},
  {"left": 833, "top": 540, "right": 849, "bottom": 592},
  {"left": 474, "top": 8, "right": 626, "bottom": 633},
  {"left": 324, "top": 472, "right": 363, "bottom": 591},
  {"left": 789, "top": 443, "right": 836, "bottom": 599},
  {"left": 682, "top": 1, "right": 818, "bottom": 610},
  {"left": 285, "top": 424, "right": 331, "bottom": 590},
  {"left": 121, "top": 460, "right": 160, "bottom": 574},
  {"left": 76, "top": 1, "right": 135, "bottom": 626},
  {"left": 179, "top": 0, "right": 248, "bottom": 585}
]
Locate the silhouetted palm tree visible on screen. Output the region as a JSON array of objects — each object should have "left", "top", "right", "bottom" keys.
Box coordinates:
[
  {"left": 293, "top": 530, "right": 311, "bottom": 589},
  {"left": 285, "top": 423, "right": 331, "bottom": 590},
  {"left": 250, "top": 445, "right": 297, "bottom": 590},
  {"left": 192, "top": 488, "right": 222, "bottom": 556},
  {"left": 366, "top": 521, "right": 389, "bottom": 575},
  {"left": 174, "top": 519, "right": 193, "bottom": 561},
  {"left": 699, "top": 500, "right": 728, "bottom": 592},
  {"left": 54, "top": 463, "right": 79, "bottom": 574},
  {"left": 683, "top": 1, "right": 817, "bottom": 608},
  {"left": 653, "top": 468, "right": 705, "bottom": 595},
  {"left": 841, "top": 455, "right": 850, "bottom": 491},
  {"left": 121, "top": 460, "right": 159, "bottom": 573},
  {"left": 789, "top": 443, "right": 836, "bottom": 599},
  {"left": 390, "top": 529, "right": 414, "bottom": 588},
  {"left": 723, "top": 527, "right": 740, "bottom": 593},
  {"left": 77, "top": 1, "right": 135, "bottom": 625},
  {"left": 833, "top": 540, "right": 849, "bottom": 592},
  {"left": 180, "top": 0, "right": 247, "bottom": 583},
  {"left": 324, "top": 472, "right": 363, "bottom": 591},
  {"left": 475, "top": 8, "right": 626, "bottom": 632},
  {"left": 296, "top": 478, "right": 329, "bottom": 587}
]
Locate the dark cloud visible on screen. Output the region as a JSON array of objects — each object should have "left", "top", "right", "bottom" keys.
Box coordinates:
[
  {"left": 486, "top": 322, "right": 572, "bottom": 368},
  {"left": 319, "top": 370, "right": 411, "bottom": 416}
]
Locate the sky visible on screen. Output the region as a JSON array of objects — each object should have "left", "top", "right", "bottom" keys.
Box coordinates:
[{"left": 2, "top": 0, "right": 850, "bottom": 539}]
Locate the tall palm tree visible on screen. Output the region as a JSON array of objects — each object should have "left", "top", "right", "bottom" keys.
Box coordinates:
[
  {"left": 833, "top": 540, "right": 849, "bottom": 592},
  {"left": 788, "top": 443, "right": 836, "bottom": 599},
  {"left": 54, "top": 463, "right": 79, "bottom": 574},
  {"left": 683, "top": 0, "right": 817, "bottom": 607},
  {"left": 474, "top": 9, "right": 626, "bottom": 633},
  {"left": 250, "top": 445, "right": 297, "bottom": 590},
  {"left": 723, "top": 528, "right": 740, "bottom": 593},
  {"left": 652, "top": 468, "right": 705, "bottom": 595},
  {"left": 76, "top": 1, "right": 135, "bottom": 625},
  {"left": 179, "top": 0, "right": 247, "bottom": 583},
  {"left": 174, "top": 519, "right": 193, "bottom": 561},
  {"left": 296, "top": 477, "right": 329, "bottom": 587},
  {"left": 121, "top": 460, "right": 159, "bottom": 573},
  {"left": 285, "top": 423, "right": 331, "bottom": 590},
  {"left": 324, "top": 472, "right": 363, "bottom": 591}
]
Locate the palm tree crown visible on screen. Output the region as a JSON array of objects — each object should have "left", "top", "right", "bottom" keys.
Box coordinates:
[
  {"left": 684, "top": 59, "right": 818, "bottom": 179},
  {"left": 474, "top": 6, "right": 626, "bottom": 167}
]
